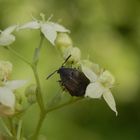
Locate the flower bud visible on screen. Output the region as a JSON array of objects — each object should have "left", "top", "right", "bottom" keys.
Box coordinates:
[
  {"left": 63, "top": 47, "right": 81, "bottom": 64},
  {"left": 0, "top": 61, "right": 12, "bottom": 82},
  {"left": 0, "top": 25, "right": 17, "bottom": 46},
  {"left": 0, "top": 105, "right": 14, "bottom": 116},
  {"left": 15, "top": 102, "right": 23, "bottom": 112},
  {"left": 13, "top": 91, "right": 25, "bottom": 112},
  {"left": 25, "top": 84, "right": 37, "bottom": 104},
  {"left": 81, "top": 60, "right": 100, "bottom": 74},
  {"left": 55, "top": 33, "right": 73, "bottom": 54},
  {"left": 98, "top": 70, "right": 115, "bottom": 87}
]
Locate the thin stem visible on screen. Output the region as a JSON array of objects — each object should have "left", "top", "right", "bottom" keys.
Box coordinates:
[
  {"left": 38, "top": 33, "right": 44, "bottom": 50},
  {"left": 46, "top": 97, "right": 84, "bottom": 113},
  {"left": 31, "top": 97, "right": 84, "bottom": 140},
  {"left": 7, "top": 118, "right": 17, "bottom": 140},
  {"left": 5, "top": 33, "right": 45, "bottom": 139},
  {"left": 6, "top": 44, "right": 45, "bottom": 112},
  {"left": 31, "top": 34, "right": 45, "bottom": 112},
  {"left": 32, "top": 66, "right": 45, "bottom": 112},
  {"left": 16, "top": 120, "right": 22, "bottom": 140},
  {"left": 32, "top": 113, "right": 46, "bottom": 140},
  {"left": 1, "top": 119, "right": 13, "bottom": 137},
  {"left": 32, "top": 33, "right": 44, "bottom": 64},
  {"left": 6, "top": 46, "right": 32, "bottom": 66},
  {"left": 31, "top": 34, "right": 46, "bottom": 139}
]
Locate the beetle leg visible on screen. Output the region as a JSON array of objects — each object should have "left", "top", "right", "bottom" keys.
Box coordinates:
[
  {"left": 57, "top": 80, "right": 63, "bottom": 86},
  {"left": 71, "top": 61, "right": 74, "bottom": 68},
  {"left": 57, "top": 80, "right": 62, "bottom": 83},
  {"left": 60, "top": 82, "right": 67, "bottom": 91}
]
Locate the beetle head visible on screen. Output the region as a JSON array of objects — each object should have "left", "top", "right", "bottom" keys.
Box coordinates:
[{"left": 46, "top": 55, "right": 71, "bottom": 79}]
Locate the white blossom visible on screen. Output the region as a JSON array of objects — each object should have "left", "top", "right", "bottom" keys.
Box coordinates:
[
  {"left": 0, "top": 80, "right": 26, "bottom": 116},
  {"left": 0, "top": 25, "right": 17, "bottom": 46},
  {"left": 18, "top": 18, "right": 70, "bottom": 45},
  {"left": 82, "top": 64, "right": 118, "bottom": 115},
  {"left": 0, "top": 61, "right": 13, "bottom": 82},
  {"left": 63, "top": 47, "right": 81, "bottom": 63},
  {"left": 18, "top": 21, "right": 40, "bottom": 30}
]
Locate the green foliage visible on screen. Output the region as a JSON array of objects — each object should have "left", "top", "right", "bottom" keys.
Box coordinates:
[{"left": 0, "top": 0, "right": 140, "bottom": 140}]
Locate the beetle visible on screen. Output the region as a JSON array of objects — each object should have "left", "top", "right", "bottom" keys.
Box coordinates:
[{"left": 46, "top": 55, "right": 90, "bottom": 97}]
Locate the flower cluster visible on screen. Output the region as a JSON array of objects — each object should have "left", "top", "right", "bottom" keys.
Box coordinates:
[
  {"left": 0, "top": 14, "right": 117, "bottom": 115},
  {"left": 0, "top": 61, "right": 26, "bottom": 116},
  {"left": 0, "top": 14, "right": 69, "bottom": 47},
  {"left": 0, "top": 60, "right": 12, "bottom": 82},
  {"left": 55, "top": 33, "right": 81, "bottom": 64},
  {"left": 0, "top": 13, "right": 118, "bottom": 140},
  {"left": 0, "top": 25, "right": 17, "bottom": 46},
  {"left": 55, "top": 33, "right": 117, "bottom": 115},
  {"left": 81, "top": 62, "right": 117, "bottom": 115}
]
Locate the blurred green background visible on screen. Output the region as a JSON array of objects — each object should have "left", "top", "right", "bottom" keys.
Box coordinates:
[{"left": 0, "top": 0, "right": 140, "bottom": 140}]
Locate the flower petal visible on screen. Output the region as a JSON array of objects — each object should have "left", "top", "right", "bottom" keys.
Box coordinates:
[
  {"left": 0, "top": 105, "right": 15, "bottom": 116},
  {"left": 85, "top": 82, "right": 105, "bottom": 98},
  {"left": 0, "top": 87, "right": 15, "bottom": 108},
  {"left": 2, "top": 25, "right": 17, "bottom": 35},
  {"left": 63, "top": 47, "right": 81, "bottom": 63},
  {"left": 5, "top": 80, "right": 27, "bottom": 90},
  {"left": 18, "top": 21, "right": 40, "bottom": 30},
  {"left": 48, "top": 22, "right": 70, "bottom": 33},
  {"left": 41, "top": 23, "right": 57, "bottom": 45},
  {"left": 81, "top": 65, "right": 98, "bottom": 82},
  {"left": 103, "top": 89, "right": 118, "bottom": 116},
  {"left": 81, "top": 60, "right": 101, "bottom": 74},
  {"left": 99, "top": 70, "right": 115, "bottom": 88},
  {"left": 0, "top": 34, "right": 15, "bottom": 46}
]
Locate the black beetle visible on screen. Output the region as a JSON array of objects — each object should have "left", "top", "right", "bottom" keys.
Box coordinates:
[{"left": 46, "top": 55, "right": 90, "bottom": 97}]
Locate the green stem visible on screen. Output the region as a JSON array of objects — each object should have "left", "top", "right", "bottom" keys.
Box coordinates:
[
  {"left": 6, "top": 46, "right": 32, "bottom": 66},
  {"left": 31, "top": 65, "right": 45, "bottom": 112},
  {"left": 7, "top": 118, "right": 17, "bottom": 139},
  {"left": 31, "top": 34, "right": 46, "bottom": 139},
  {"left": 32, "top": 97, "right": 84, "bottom": 140},
  {"left": 1, "top": 118, "right": 13, "bottom": 137},
  {"left": 16, "top": 120, "right": 22, "bottom": 140},
  {"left": 38, "top": 33, "right": 44, "bottom": 50},
  {"left": 32, "top": 113, "right": 46, "bottom": 140},
  {"left": 32, "top": 33, "right": 44, "bottom": 64},
  {"left": 46, "top": 97, "right": 84, "bottom": 113},
  {"left": 6, "top": 35, "right": 45, "bottom": 139},
  {"left": 31, "top": 34, "right": 45, "bottom": 112}
]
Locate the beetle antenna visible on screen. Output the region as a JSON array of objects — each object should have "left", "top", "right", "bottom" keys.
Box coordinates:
[
  {"left": 61, "top": 55, "right": 71, "bottom": 66},
  {"left": 46, "top": 55, "right": 71, "bottom": 80},
  {"left": 46, "top": 70, "right": 58, "bottom": 79}
]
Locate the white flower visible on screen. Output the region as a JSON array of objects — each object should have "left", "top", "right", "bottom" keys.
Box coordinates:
[
  {"left": 82, "top": 65, "right": 118, "bottom": 115},
  {"left": 63, "top": 47, "right": 81, "bottom": 64},
  {"left": 81, "top": 59, "right": 100, "bottom": 74},
  {"left": 55, "top": 33, "right": 73, "bottom": 48},
  {"left": 0, "top": 80, "right": 26, "bottom": 116},
  {"left": 18, "top": 21, "right": 40, "bottom": 30},
  {"left": 0, "top": 61, "right": 13, "bottom": 82},
  {"left": 0, "top": 25, "right": 17, "bottom": 46},
  {"left": 18, "top": 19, "right": 70, "bottom": 45}
]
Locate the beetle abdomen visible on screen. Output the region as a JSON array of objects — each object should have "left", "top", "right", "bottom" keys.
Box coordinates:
[{"left": 58, "top": 67, "right": 90, "bottom": 96}]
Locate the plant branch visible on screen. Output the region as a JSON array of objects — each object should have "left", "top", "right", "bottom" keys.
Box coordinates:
[
  {"left": 16, "top": 120, "right": 22, "bottom": 140},
  {"left": 46, "top": 97, "right": 84, "bottom": 113},
  {"left": 31, "top": 97, "right": 84, "bottom": 140},
  {"left": 32, "top": 113, "right": 46, "bottom": 140},
  {"left": 31, "top": 34, "right": 45, "bottom": 112},
  {"left": 31, "top": 65, "right": 45, "bottom": 112},
  {"left": 6, "top": 46, "right": 32, "bottom": 66},
  {"left": 0, "top": 118, "right": 13, "bottom": 137},
  {"left": 31, "top": 34, "right": 46, "bottom": 139}
]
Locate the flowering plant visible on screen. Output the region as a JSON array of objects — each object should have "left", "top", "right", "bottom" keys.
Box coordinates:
[{"left": 0, "top": 14, "right": 117, "bottom": 140}]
